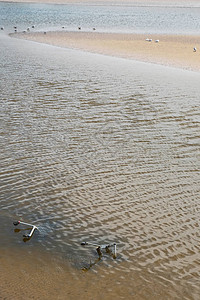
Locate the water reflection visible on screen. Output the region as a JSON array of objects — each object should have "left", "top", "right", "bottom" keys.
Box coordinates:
[{"left": 14, "top": 227, "right": 33, "bottom": 243}]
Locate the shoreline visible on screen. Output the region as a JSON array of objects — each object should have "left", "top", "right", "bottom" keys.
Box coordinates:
[{"left": 10, "top": 31, "right": 200, "bottom": 72}]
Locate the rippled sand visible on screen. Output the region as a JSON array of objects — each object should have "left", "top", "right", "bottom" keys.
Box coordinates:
[
  {"left": 11, "top": 31, "right": 200, "bottom": 72},
  {"left": 1, "top": 247, "right": 198, "bottom": 300}
]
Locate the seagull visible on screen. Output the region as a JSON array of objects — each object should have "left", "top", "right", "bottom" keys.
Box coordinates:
[
  {"left": 193, "top": 47, "right": 197, "bottom": 52},
  {"left": 155, "top": 39, "right": 159, "bottom": 43},
  {"left": 146, "top": 38, "right": 152, "bottom": 42}
]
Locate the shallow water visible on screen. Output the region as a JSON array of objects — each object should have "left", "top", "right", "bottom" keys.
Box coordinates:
[{"left": 0, "top": 2, "right": 200, "bottom": 299}]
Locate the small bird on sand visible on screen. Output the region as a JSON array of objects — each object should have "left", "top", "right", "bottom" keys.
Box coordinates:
[{"left": 193, "top": 47, "right": 197, "bottom": 52}]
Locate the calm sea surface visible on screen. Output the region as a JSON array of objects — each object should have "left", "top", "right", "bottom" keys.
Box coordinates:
[
  {"left": 1, "top": 2, "right": 200, "bottom": 34},
  {"left": 0, "top": 2, "right": 200, "bottom": 299}
]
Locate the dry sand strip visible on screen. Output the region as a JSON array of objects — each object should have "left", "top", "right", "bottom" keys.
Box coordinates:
[{"left": 10, "top": 31, "right": 200, "bottom": 72}]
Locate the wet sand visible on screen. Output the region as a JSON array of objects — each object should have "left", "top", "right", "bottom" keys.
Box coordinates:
[
  {"left": 11, "top": 31, "right": 200, "bottom": 72},
  {"left": 0, "top": 247, "right": 191, "bottom": 300},
  {"left": 0, "top": 247, "right": 154, "bottom": 300}
]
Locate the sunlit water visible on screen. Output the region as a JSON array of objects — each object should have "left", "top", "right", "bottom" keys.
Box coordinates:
[
  {"left": 0, "top": 2, "right": 200, "bottom": 299},
  {"left": 1, "top": 2, "right": 200, "bottom": 34}
]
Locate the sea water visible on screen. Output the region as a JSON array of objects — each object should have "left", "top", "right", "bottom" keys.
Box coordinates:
[
  {"left": 1, "top": 2, "right": 200, "bottom": 34},
  {"left": 0, "top": 2, "right": 200, "bottom": 299}
]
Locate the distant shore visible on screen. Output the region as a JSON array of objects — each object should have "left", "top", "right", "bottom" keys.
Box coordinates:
[
  {"left": 1, "top": 0, "right": 200, "bottom": 7},
  {"left": 10, "top": 31, "right": 200, "bottom": 72}
]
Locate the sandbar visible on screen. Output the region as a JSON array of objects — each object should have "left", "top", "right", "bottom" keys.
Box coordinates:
[{"left": 10, "top": 31, "right": 200, "bottom": 72}]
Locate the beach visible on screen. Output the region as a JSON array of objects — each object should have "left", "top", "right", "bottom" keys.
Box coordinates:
[{"left": 11, "top": 31, "right": 200, "bottom": 72}]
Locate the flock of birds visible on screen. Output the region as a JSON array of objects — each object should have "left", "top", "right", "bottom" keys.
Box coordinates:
[
  {"left": 146, "top": 37, "right": 197, "bottom": 52},
  {"left": 0, "top": 25, "right": 96, "bottom": 33},
  {"left": 1, "top": 25, "right": 35, "bottom": 32},
  {"left": 146, "top": 38, "right": 159, "bottom": 42}
]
